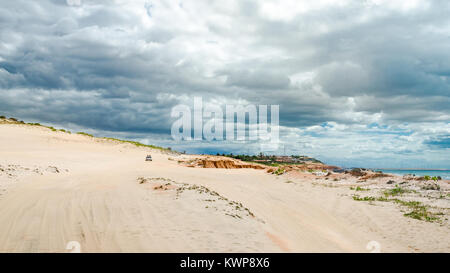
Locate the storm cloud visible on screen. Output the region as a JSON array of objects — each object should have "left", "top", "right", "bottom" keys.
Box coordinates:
[{"left": 0, "top": 0, "right": 449, "bottom": 168}]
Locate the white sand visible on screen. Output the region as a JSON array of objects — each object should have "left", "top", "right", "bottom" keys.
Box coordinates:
[{"left": 0, "top": 123, "right": 448, "bottom": 252}]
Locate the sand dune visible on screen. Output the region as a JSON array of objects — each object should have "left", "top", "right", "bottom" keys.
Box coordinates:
[{"left": 0, "top": 123, "right": 448, "bottom": 252}]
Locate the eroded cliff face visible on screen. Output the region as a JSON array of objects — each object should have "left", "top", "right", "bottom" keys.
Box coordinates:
[
  {"left": 178, "top": 157, "right": 266, "bottom": 170},
  {"left": 200, "top": 159, "right": 266, "bottom": 169}
]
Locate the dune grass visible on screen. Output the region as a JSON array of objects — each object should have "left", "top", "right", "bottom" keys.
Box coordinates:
[
  {"left": 100, "top": 136, "right": 169, "bottom": 151},
  {"left": 351, "top": 192, "right": 443, "bottom": 222}
]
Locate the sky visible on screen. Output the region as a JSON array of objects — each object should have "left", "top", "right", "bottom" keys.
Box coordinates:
[{"left": 0, "top": 0, "right": 449, "bottom": 168}]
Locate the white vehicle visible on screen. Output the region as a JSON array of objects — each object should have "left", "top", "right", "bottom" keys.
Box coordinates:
[{"left": 145, "top": 155, "right": 152, "bottom": 161}]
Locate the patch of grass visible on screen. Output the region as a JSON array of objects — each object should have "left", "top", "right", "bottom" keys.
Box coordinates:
[
  {"left": 403, "top": 209, "right": 439, "bottom": 222},
  {"left": 350, "top": 184, "right": 444, "bottom": 222},
  {"left": 383, "top": 186, "right": 410, "bottom": 197},
  {"left": 396, "top": 199, "right": 439, "bottom": 221},
  {"left": 23, "top": 122, "right": 72, "bottom": 133},
  {"left": 273, "top": 167, "right": 286, "bottom": 175},
  {"left": 101, "top": 137, "right": 168, "bottom": 151},
  {"left": 392, "top": 199, "right": 422, "bottom": 208},
  {"left": 77, "top": 132, "right": 94, "bottom": 137},
  {"left": 391, "top": 200, "right": 441, "bottom": 222},
  {"left": 350, "top": 186, "right": 370, "bottom": 191},
  {"left": 375, "top": 197, "right": 440, "bottom": 222},
  {"left": 352, "top": 195, "right": 376, "bottom": 201}
]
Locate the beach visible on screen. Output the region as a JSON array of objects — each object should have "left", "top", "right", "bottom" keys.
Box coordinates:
[{"left": 0, "top": 121, "right": 449, "bottom": 252}]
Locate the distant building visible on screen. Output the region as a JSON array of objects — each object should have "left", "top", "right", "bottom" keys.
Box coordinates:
[{"left": 275, "top": 156, "right": 291, "bottom": 162}]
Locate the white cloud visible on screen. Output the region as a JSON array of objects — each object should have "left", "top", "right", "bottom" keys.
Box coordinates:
[{"left": 0, "top": 0, "right": 449, "bottom": 168}]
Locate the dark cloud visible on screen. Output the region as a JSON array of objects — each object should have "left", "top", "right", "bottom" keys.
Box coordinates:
[
  {"left": 0, "top": 0, "right": 449, "bottom": 167},
  {"left": 425, "top": 136, "right": 450, "bottom": 149}
]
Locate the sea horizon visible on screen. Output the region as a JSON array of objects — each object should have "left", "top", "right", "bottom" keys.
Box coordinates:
[{"left": 374, "top": 169, "right": 450, "bottom": 180}]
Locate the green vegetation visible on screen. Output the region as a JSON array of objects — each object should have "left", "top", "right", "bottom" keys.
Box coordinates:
[
  {"left": 351, "top": 192, "right": 443, "bottom": 222},
  {"left": 221, "top": 153, "right": 321, "bottom": 165},
  {"left": 423, "top": 175, "right": 441, "bottom": 181},
  {"left": 352, "top": 195, "right": 376, "bottom": 201},
  {"left": 77, "top": 132, "right": 94, "bottom": 137},
  {"left": 350, "top": 186, "right": 370, "bottom": 191},
  {"left": 1, "top": 116, "right": 72, "bottom": 133},
  {"left": 392, "top": 199, "right": 421, "bottom": 207},
  {"left": 403, "top": 210, "right": 439, "bottom": 222},
  {"left": 398, "top": 201, "right": 440, "bottom": 222},
  {"left": 101, "top": 137, "right": 169, "bottom": 151},
  {"left": 273, "top": 167, "right": 286, "bottom": 175},
  {"left": 383, "top": 186, "right": 410, "bottom": 197}
]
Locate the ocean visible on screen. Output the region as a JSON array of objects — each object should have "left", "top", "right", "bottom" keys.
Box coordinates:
[{"left": 374, "top": 169, "right": 450, "bottom": 180}]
